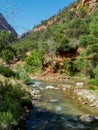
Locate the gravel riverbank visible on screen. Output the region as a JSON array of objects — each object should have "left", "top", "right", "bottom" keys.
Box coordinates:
[{"left": 30, "top": 74, "right": 98, "bottom": 116}]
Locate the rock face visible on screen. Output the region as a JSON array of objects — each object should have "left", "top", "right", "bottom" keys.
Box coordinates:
[
  {"left": 79, "top": 114, "right": 96, "bottom": 123},
  {"left": 79, "top": 0, "right": 98, "bottom": 13},
  {"left": 0, "top": 13, "right": 17, "bottom": 37},
  {"left": 18, "top": 30, "right": 31, "bottom": 39}
]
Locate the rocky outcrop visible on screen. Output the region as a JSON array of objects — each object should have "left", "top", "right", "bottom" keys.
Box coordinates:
[
  {"left": 82, "top": 0, "right": 98, "bottom": 5},
  {"left": 71, "top": 0, "right": 98, "bottom": 15},
  {"left": 82, "top": 0, "right": 98, "bottom": 13},
  {"left": 18, "top": 30, "right": 31, "bottom": 39},
  {"left": 0, "top": 13, "right": 17, "bottom": 37},
  {"left": 31, "top": 0, "right": 98, "bottom": 33},
  {"left": 33, "top": 17, "right": 56, "bottom": 32},
  {"left": 77, "top": 0, "right": 98, "bottom": 13}
]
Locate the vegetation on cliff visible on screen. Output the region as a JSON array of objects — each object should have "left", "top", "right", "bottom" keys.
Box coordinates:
[
  {"left": 0, "top": 0, "right": 98, "bottom": 129},
  {"left": 11, "top": 1, "right": 98, "bottom": 81}
]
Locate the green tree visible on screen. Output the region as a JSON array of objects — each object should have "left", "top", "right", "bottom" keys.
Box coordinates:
[
  {"left": 79, "top": 35, "right": 98, "bottom": 47},
  {"left": 0, "top": 30, "right": 15, "bottom": 44},
  {"left": 25, "top": 50, "right": 43, "bottom": 72},
  {"left": 55, "top": 35, "right": 70, "bottom": 54},
  {"left": 0, "top": 30, "right": 15, "bottom": 56},
  {"left": 65, "top": 18, "right": 89, "bottom": 38},
  {"left": 89, "top": 16, "right": 98, "bottom": 37},
  {"left": 1, "top": 49, "right": 14, "bottom": 64},
  {"left": 64, "top": 58, "right": 76, "bottom": 76},
  {"left": 76, "top": 44, "right": 98, "bottom": 78}
]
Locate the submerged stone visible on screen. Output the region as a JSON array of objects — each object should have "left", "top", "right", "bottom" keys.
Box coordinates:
[{"left": 79, "top": 114, "right": 96, "bottom": 123}]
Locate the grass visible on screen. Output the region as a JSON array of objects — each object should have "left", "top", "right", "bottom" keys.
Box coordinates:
[
  {"left": 0, "top": 65, "right": 16, "bottom": 77},
  {"left": 88, "top": 86, "right": 95, "bottom": 91},
  {"left": 89, "top": 78, "right": 98, "bottom": 86}
]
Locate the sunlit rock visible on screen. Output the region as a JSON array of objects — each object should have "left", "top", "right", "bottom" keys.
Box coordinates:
[
  {"left": 46, "top": 86, "right": 59, "bottom": 90},
  {"left": 79, "top": 114, "right": 95, "bottom": 123},
  {"left": 76, "top": 82, "right": 84, "bottom": 88}
]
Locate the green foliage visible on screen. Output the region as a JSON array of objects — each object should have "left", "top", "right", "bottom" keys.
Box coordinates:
[
  {"left": 89, "top": 16, "right": 98, "bottom": 37},
  {"left": 66, "top": 10, "right": 76, "bottom": 20},
  {"left": 88, "top": 86, "right": 95, "bottom": 91},
  {"left": 0, "top": 80, "right": 31, "bottom": 130},
  {"left": 54, "top": 36, "right": 70, "bottom": 54},
  {"left": 64, "top": 58, "right": 77, "bottom": 76},
  {"left": 11, "top": 0, "right": 98, "bottom": 80},
  {"left": 74, "top": 57, "right": 85, "bottom": 71},
  {"left": 0, "top": 30, "right": 15, "bottom": 56},
  {"left": 0, "top": 65, "right": 16, "bottom": 77},
  {"left": 53, "top": 61, "right": 60, "bottom": 73},
  {"left": 79, "top": 5, "right": 89, "bottom": 18},
  {"left": 0, "top": 112, "right": 14, "bottom": 129},
  {"left": 0, "top": 30, "right": 15, "bottom": 44},
  {"left": 16, "top": 64, "right": 30, "bottom": 83},
  {"left": 1, "top": 49, "right": 14, "bottom": 63},
  {"left": 16, "top": 48, "right": 26, "bottom": 61},
  {"left": 75, "top": 43, "right": 98, "bottom": 78},
  {"left": 89, "top": 79, "right": 98, "bottom": 86},
  {"left": 75, "top": 56, "right": 95, "bottom": 78},
  {"left": 65, "top": 18, "right": 89, "bottom": 38},
  {"left": 79, "top": 35, "right": 96, "bottom": 47},
  {"left": 25, "top": 50, "right": 43, "bottom": 72},
  {"left": 84, "top": 44, "right": 98, "bottom": 69}
]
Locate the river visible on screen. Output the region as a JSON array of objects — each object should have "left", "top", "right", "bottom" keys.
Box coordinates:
[{"left": 26, "top": 80, "right": 98, "bottom": 130}]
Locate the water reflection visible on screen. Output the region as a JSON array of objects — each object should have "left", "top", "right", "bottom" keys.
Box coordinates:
[{"left": 26, "top": 106, "right": 97, "bottom": 130}]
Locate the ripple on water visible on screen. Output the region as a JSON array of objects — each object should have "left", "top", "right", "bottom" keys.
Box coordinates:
[
  {"left": 55, "top": 106, "right": 62, "bottom": 111},
  {"left": 50, "top": 99, "right": 59, "bottom": 102},
  {"left": 26, "top": 80, "right": 98, "bottom": 130}
]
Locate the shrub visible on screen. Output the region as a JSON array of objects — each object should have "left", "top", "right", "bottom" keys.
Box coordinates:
[
  {"left": 0, "top": 112, "right": 14, "bottom": 129},
  {"left": 16, "top": 64, "right": 30, "bottom": 83},
  {"left": 0, "top": 65, "right": 16, "bottom": 77},
  {"left": 89, "top": 79, "right": 98, "bottom": 86},
  {"left": 79, "top": 35, "right": 96, "bottom": 47},
  {"left": 0, "top": 80, "right": 31, "bottom": 130},
  {"left": 1, "top": 49, "right": 14, "bottom": 63},
  {"left": 64, "top": 58, "right": 77, "bottom": 76},
  {"left": 54, "top": 36, "right": 70, "bottom": 54},
  {"left": 88, "top": 86, "right": 95, "bottom": 91},
  {"left": 16, "top": 48, "right": 26, "bottom": 61},
  {"left": 53, "top": 61, "right": 60, "bottom": 73},
  {"left": 25, "top": 50, "right": 43, "bottom": 72},
  {"left": 89, "top": 16, "right": 98, "bottom": 37}
]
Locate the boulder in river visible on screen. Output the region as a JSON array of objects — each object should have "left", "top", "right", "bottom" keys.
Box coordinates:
[
  {"left": 46, "top": 86, "right": 59, "bottom": 90},
  {"left": 79, "top": 114, "right": 96, "bottom": 123}
]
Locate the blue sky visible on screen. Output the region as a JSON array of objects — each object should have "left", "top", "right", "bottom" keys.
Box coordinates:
[{"left": 0, "top": 0, "right": 76, "bottom": 35}]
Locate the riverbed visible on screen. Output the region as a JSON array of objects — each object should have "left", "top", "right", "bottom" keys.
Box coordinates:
[{"left": 26, "top": 80, "right": 98, "bottom": 130}]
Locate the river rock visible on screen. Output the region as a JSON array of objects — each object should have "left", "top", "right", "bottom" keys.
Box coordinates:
[
  {"left": 76, "top": 82, "right": 84, "bottom": 88},
  {"left": 79, "top": 114, "right": 96, "bottom": 123},
  {"left": 62, "top": 85, "right": 71, "bottom": 90},
  {"left": 46, "top": 86, "right": 59, "bottom": 90}
]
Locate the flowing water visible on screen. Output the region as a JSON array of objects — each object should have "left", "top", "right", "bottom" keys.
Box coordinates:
[{"left": 26, "top": 80, "right": 98, "bottom": 130}]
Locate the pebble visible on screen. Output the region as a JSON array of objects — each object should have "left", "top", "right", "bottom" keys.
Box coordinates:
[{"left": 74, "top": 89, "right": 98, "bottom": 108}]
